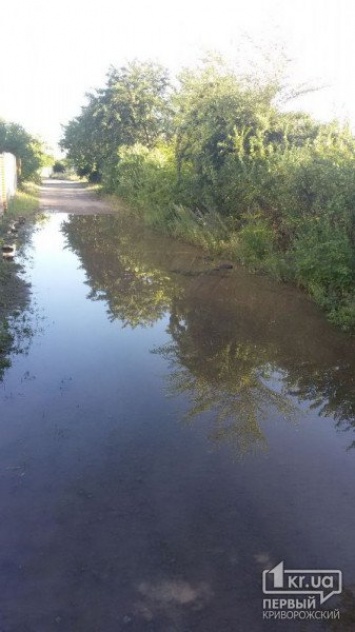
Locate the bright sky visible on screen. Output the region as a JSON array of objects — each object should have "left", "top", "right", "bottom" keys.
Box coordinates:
[{"left": 1, "top": 0, "right": 354, "bottom": 154}]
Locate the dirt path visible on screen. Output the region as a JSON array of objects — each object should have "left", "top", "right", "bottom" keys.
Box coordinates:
[{"left": 40, "top": 179, "right": 114, "bottom": 215}]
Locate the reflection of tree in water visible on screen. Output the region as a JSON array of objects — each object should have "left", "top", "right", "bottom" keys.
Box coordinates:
[
  {"left": 0, "top": 264, "right": 33, "bottom": 382},
  {"left": 283, "top": 363, "right": 355, "bottom": 444},
  {"left": 62, "top": 214, "right": 355, "bottom": 452},
  {"left": 62, "top": 215, "right": 179, "bottom": 327},
  {"left": 153, "top": 300, "right": 297, "bottom": 454},
  {"left": 164, "top": 295, "right": 355, "bottom": 451}
]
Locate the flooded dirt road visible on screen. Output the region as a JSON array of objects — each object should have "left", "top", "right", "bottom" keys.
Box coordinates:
[
  {"left": 40, "top": 179, "right": 115, "bottom": 215},
  {"left": 0, "top": 181, "right": 355, "bottom": 631}
]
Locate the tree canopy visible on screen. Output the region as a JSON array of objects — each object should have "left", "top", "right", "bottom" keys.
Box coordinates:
[
  {"left": 0, "top": 119, "right": 48, "bottom": 181},
  {"left": 61, "top": 60, "right": 172, "bottom": 181}
]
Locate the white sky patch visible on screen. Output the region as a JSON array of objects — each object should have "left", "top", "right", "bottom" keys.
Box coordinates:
[{"left": 1, "top": 0, "right": 354, "bottom": 153}]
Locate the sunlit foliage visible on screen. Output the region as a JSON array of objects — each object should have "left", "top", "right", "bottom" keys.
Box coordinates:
[
  {"left": 0, "top": 119, "right": 48, "bottom": 182},
  {"left": 61, "top": 57, "right": 355, "bottom": 330}
]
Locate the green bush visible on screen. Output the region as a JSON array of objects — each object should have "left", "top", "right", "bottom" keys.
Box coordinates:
[
  {"left": 106, "top": 143, "right": 178, "bottom": 225},
  {"left": 292, "top": 216, "right": 355, "bottom": 327},
  {"left": 293, "top": 218, "right": 354, "bottom": 291},
  {"left": 238, "top": 216, "right": 275, "bottom": 267},
  {"left": 52, "top": 160, "right": 66, "bottom": 174}
]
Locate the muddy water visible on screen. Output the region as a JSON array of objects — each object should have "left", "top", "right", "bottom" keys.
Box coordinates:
[{"left": 0, "top": 213, "right": 355, "bottom": 632}]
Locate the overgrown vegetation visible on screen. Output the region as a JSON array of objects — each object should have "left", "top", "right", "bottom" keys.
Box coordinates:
[{"left": 61, "top": 57, "right": 355, "bottom": 331}]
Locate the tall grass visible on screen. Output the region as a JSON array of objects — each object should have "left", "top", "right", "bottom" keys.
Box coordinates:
[{"left": 7, "top": 183, "right": 40, "bottom": 217}]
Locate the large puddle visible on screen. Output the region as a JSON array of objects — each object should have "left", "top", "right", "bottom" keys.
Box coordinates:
[{"left": 1, "top": 213, "right": 355, "bottom": 631}]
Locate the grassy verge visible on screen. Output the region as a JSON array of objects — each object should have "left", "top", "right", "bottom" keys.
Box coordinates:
[{"left": 6, "top": 182, "right": 40, "bottom": 217}]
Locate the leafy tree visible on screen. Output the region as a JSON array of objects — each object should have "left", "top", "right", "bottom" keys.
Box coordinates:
[
  {"left": 60, "top": 93, "right": 109, "bottom": 180},
  {"left": 173, "top": 59, "right": 278, "bottom": 210},
  {"left": 61, "top": 60, "right": 172, "bottom": 182},
  {"left": 0, "top": 119, "right": 46, "bottom": 181}
]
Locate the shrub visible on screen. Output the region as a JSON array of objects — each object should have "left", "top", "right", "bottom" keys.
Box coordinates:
[
  {"left": 238, "top": 216, "right": 275, "bottom": 267},
  {"left": 52, "top": 160, "right": 66, "bottom": 174}
]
